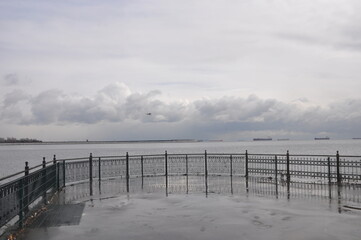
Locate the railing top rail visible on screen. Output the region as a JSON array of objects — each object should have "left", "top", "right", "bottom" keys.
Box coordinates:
[
  {"left": 55, "top": 157, "right": 90, "bottom": 162},
  {"left": 53, "top": 152, "right": 361, "bottom": 162},
  {"left": 28, "top": 163, "right": 45, "bottom": 171},
  {"left": 0, "top": 163, "right": 55, "bottom": 185},
  {"left": 126, "top": 153, "right": 246, "bottom": 158},
  {"left": 0, "top": 170, "right": 25, "bottom": 182}
]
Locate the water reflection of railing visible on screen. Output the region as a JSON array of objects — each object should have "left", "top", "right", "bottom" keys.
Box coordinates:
[
  {"left": 58, "top": 175, "right": 361, "bottom": 215},
  {"left": 1, "top": 151, "right": 361, "bottom": 232}
]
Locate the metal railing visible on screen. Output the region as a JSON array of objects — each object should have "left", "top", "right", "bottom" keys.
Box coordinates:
[
  {"left": 0, "top": 158, "right": 58, "bottom": 230},
  {"left": 1, "top": 150, "right": 361, "bottom": 231}
]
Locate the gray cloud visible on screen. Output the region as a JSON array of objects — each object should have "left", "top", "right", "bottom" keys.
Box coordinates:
[
  {"left": 1, "top": 82, "right": 361, "bottom": 140},
  {"left": 3, "top": 89, "right": 30, "bottom": 107},
  {"left": 3, "top": 74, "right": 19, "bottom": 86}
]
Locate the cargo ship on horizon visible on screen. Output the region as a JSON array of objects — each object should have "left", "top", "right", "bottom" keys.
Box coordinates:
[
  {"left": 253, "top": 137, "right": 272, "bottom": 141},
  {"left": 314, "top": 137, "right": 330, "bottom": 140}
]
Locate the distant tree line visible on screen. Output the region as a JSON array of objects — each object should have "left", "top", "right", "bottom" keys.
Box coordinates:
[{"left": 0, "top": 137, "right": 42, "bottom": 143}]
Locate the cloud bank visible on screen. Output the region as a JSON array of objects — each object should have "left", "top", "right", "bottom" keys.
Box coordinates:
[{"left": 1, "top": 82, "right": 361, "bottom": 141}]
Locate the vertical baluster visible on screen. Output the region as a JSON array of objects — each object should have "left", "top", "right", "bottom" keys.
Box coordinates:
[
  {"left": 42, "top": 157, "right": 47, "bottom": 204},
  {"left": 89, "top": 153, "right": 93, "bottom": 196},
  {"left": 186, "top": 154, "right": 189, "bottom": 194},
  {"left": 141, "top": 155, "right": 144, "bottom": 189},
  {"left": 245, "top": 150, "right": 248, "bottom": 177},
  {"left": 24, "top": 162, "right": 29, "bottom": 215},
  {"left": 53, "top": 155, "right": 57, "bottom": 189},
  {"left": 275, "top": 155, "right": 278, "bottom": 198},
  {"left": 286, "top": 151, "right": 290, "bottom": 199},
  {"left": 126, "top": 152, "right": 129, "bottom": 193},
  {"left": 245, "top": 150, "right": 249, "bottom": 193},
  {"left": 336, "top": 151, "right": 341, "bottom": 185},
  {"left": 165, "top": 151, "right": 168, "bottom": 196},
  {"left": 205, "top": 150, "right": 208, "bottom": 196},
  {"left": 230, "top": 154, "right": 233, "bottom": 195}
]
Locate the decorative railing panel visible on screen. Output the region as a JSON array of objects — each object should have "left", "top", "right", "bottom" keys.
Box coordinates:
[
  {"left": 231, "top": 155, "right": 246, "bottom": 176},
  {"left": 168, "top": 155, "right": 187, "bottom": 176},
  {"left": 98, "top": 157, "right": 126, "bottom": 179},
  {"left": 248, "top": 155, "right": 276, "bottom": 177},
  {"left": 340, "top": 156, "right": 361, "bottom": 181},
  {"left": 64, "top": 160, "right": 90, "bottom": 184},
  {"left": 0, "top": 180, "right": 21, "bottom": 228},
  {"left": 129, "top": 156, "right": 142, "bottom": 177},
  {"left": 288, "top": 156, "right": 332, "bottom": 181},
  {"left": 208, "top": 155, "right": 231, "bottom": 176},
  {"left": 142, "top": 156, "right": 165, "bottom": 177},
  {"left": 187, "top": 155, "right": 205, "bottom": 175}
]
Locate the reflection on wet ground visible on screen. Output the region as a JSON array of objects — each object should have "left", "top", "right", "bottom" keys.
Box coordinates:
[
  {"left": 60, "top": 176, "right": 361, "bottom": 212},
  {"left": 19, "top": 176, "right": 361, "bottom": 240}
]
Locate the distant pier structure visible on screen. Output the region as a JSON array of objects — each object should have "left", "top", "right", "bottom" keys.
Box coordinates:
[{"left": 253, "top": 138, "right": 272, "bottom": 141}]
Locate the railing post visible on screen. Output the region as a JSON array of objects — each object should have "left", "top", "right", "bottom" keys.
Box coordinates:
[
  {"left": 275, "top": 155, "right": 278, "bottom": 198},
  {"left": 245, "top": 150, "right": 249, "bottom": 178},
  {"left": 165, "top": 151, "right": 168, "bottom": 177},
  {"left": 186, "top": 154, "right": 189, "bottom": 194},
  {"left": 205, "top": 150, "right": 208, "bottom": 196},
  {"left": 42, "top": 157, "right": 47, "bottom": 204},
  {"left": 230, "top": 154, "right": 233, "bottom": 195},
  {"left": 89, "top": 153, "right": 93, "bottom": 196},
  {"left": 286, "top": 151, "right": 290, "bottom": 199},
  {"left": 24, "top": 162, "right": 29, "bottom": 215},
  {"left": 185, "top": 154, "right": 188, "bottom": 176},
  {"left": 204, "top": 150, "right": 208, "bottom": 177},
  {"left": 53, "top": 155, "right": 58, "bottom": 190},
  {"left": 89, "top": 153, "right": 93, "bottom": 181},
  {"left": 286, "top": 151, "right": 290, "bottom": 182},
  {"left": 141, "top": 155, "right": 144, "bottom": 189},
  {"left": 126, "top": 152, "right": 129, "bottom": 193},
  {"left": 141, "top": 156, "right": 144, "bottom": 177},
  {"left": 336, "top": 151, "right": 341, "bottom": 185},
  {"left": 63, "top": 160, "right": 66, "bottom": 188},
  {"left": 165, "top": 151, "right": 168, "bottom": 196},
  {"left": 245, "top": 150, "right": 249, "bottom": 193}
]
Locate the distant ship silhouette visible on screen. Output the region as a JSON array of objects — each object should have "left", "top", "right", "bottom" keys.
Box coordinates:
[
  {"left": 253, "top": 137, "right": 272, "bottom": 141},
  {"left": 314, "top": 137, "right": 330, "bottom": 140}
]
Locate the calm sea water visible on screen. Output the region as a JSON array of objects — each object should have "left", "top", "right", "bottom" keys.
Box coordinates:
[{"left": 1, "top": 140, "right": 361, "bottom": 178}]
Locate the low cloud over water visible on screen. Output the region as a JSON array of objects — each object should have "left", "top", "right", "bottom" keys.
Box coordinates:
[{"left": 1, "top": 82, "right": 361, "bottom": 141}]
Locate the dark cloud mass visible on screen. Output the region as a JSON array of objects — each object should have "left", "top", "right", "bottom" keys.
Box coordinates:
[
  {"left": 3, "top": 74, "right": 19, "bottom": 86},
  {"left": 1, "top": 82, "right": 361, "bottom": 140}
]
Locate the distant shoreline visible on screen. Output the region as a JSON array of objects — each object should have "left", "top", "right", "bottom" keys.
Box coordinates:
[{"left": 0, "top": 139, "right": 201, "bottom": 146}]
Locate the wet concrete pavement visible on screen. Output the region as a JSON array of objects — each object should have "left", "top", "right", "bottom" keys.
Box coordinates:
[{"left": 19, "top": 183, "right": 361, "bottom": 240}]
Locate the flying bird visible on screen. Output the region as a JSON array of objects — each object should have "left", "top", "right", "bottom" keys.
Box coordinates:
[{"left": 146, "top": 113, "right": 152, "bottom": 115}]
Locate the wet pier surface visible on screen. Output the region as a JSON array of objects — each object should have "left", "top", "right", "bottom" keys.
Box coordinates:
[{"left": 18, "top": 176, "right": 361, "bottom": 240}]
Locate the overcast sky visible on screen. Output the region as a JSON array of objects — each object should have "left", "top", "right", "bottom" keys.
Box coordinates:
[{"left": 1, "top": 0, "right": 361, "bottom": 141}]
